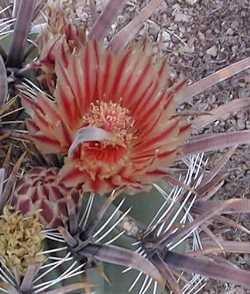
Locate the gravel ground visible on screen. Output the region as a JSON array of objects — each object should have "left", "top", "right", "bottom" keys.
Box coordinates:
[{"left": 115, "top": 1, "right": 250, "bottom": 293}]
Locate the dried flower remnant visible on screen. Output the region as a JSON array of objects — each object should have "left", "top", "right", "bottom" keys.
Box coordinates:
[
  {"left": 13, "top": 167, "right": 80, "bottom": 228},
  {"left": 0, "top": 206, "right": 46, "bottom": 275},
  {"left": 36, "top": 1, "right": 86, "bottom": 91},
  {"left": 24, "top": 41, "right": 190, "bottom": 194}
]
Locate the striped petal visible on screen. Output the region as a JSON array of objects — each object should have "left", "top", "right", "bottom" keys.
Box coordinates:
[{"left": 24, "top": 40, "right": 191, "bottom": 194}]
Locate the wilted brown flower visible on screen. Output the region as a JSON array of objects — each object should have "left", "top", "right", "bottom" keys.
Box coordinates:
[
  {"left": 23, "top": 41, "right": 190, "bottom": 194},
  {"left": 0, "top": 206, "right": 46, "bottom": 275},
  {"left": 13, "top": 167, "right": 80, "bottom": 228},
  {"left": 37, "top": 1, "right": 86, "bottom": 91}
]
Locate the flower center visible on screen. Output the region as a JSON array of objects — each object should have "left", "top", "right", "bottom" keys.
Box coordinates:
[
  {"left": 76, "top": 101, "right": 135, "bottom": 173},
  {"left": 83, "top": 100, "right": 135, "bottom": 146}
]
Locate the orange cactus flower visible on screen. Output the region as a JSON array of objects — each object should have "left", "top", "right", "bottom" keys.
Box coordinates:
[
  {"left": 23, "top": 41, "right": 190, "bottom": 194},
  {"left": 13, "top": 167, "right": 80, "bottom": 228}
]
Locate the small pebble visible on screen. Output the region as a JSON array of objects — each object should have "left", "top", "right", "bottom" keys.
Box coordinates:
[
  {"left": 174, "top": 12, "right": 191, "bottom": 22},
  {"left": 206, "top": 45, "right": 218, "bottom": 57},
  {"left": 161, "top": 30, "right": 171, "bottom": 42},
  {"left": 185, "top": 0, "right": 198, "bottom": 4},
  {"left": 226, "top": 28, "right": 234, "bottom": 35}
]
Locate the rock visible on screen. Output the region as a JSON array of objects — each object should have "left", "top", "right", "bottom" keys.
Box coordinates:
[
  {"left": 226, "top": 28, "right": 234, "bottom": 35},
  {"left": 179, "top": 26, "right": 186, "bottom": 34},
  {"left": 161, "top": 30, "right": 171, "bottom": 42},
  {"left": 148, "top": 22, "right": 160, "bottom": 36},
  {"left": 198, "top": 31, "right": 205, "bottom": 41},
  {"left": 172, "top": 4, "right": 181, "bottom": 10},
  {"left": 96, "top": 0, "right": 109, "bottom": 12},
  {"left": 231, "top": 20, "right": 238, "bottom": 29},
  {"left": 185, "top": 0, "right": 198, "bottom": 4},
  {"left": 237, "top": 118, "right": 246, "bottom": 130},
  {"left": 174, "top": 12, "right": 191, "bottom": 22},
  {"left": 246, "top": 120, "right": 250, "bottom": 129},
  {"left": 206, "top": 45, "right": 218, "bottom": 57},
  {"left": 172, "top": 4, "right": 191, "bottom": 22},
  {"left": 180, "top": 45, "right": 194, "bottom": 54}
]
